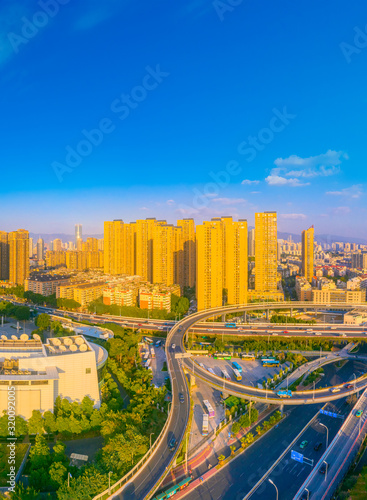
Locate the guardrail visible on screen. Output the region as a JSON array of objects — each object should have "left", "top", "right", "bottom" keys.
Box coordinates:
[{"left": 293, "top": 387, "right": 367, "bottom": 499}]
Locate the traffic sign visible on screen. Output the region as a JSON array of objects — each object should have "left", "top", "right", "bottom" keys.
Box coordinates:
[
  {"left": 291, "top": 450, "right": 304, "bottom": 463},
  {"left": 320, "top": 409, "right": 341, "bottom": 419}
]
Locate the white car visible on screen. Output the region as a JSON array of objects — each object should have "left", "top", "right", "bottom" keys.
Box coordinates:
[
  {"left": 315, "top": 332, "right": 322, "bottom": 336},
  {"left": 171, "top": 343, "right": 176, "bottom": 349},
  {"left": 272, "top": 333, "right": 278, "bottom": 336}
]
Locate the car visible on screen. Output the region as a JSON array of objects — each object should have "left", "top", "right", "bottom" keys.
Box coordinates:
[
  {"left": 319, "top": 462, "right": 328, "bottom": 474},
  {"left": 315, "top": 332, "right": 322, "bottom": 336},
  {"left": 179, "top": 393, "right": 184, "bottom": 404},
  {"left": 345, "top": 384, "right": 353, "bottom": 389},
  {"left": 314, "top": 442, "right": 322, "bottom": 451},
  {"left": 207, "top": 329, "right": 213, "bottom": 332},
  {"left": 330, "top": 388, "right": 341, "bottom": 393},
  {"left": 300, "top": 440, "right": 308, "bottom": 449},
  {"left": 272, "top": 333, "right": 278, "bottom": 336},
  {"left": 283, "top": 330, "right": 289, "bottom": 334},
  {"left": 169, "top": 437, "right": 176, "bottom": 451},
  {"left": 171, "top": 343, "right": 176, "bottom": 349},
  {"left": 356, "top": 409, "right": 363, "bottom": 418}
]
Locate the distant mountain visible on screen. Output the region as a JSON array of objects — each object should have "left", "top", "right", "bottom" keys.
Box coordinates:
[
  {"left": 277, "top": 232, "right": 367, "bottom": 245},
  {"left": 29, "top": 233, "right": 103, "bottom": 243},
  {"left": 29, "top": 232, "right": 366, "bottom": 245}
]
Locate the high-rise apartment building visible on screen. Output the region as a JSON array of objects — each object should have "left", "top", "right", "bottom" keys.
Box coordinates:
[
  {"left": 302, "top": 226, "right": 314, "bottom": 282},
  {"left": 0, "top": 232, "right": 9, "bottom": 280},
  {"left": 177, "top": 218, "right": 196, "bottom": 288},
  {"left": 153, "top": 224, "right": 175, "bottom": 286},
  {"left": 9, "top": 229, "right": 29, "bottom": 285},
  {"left": 104, "top": 220, "right": 135, "bottom": 275},
  {"left": 53, "top": 238, "right": 62, "bottom": 252},
  {"left": 248, "top": 228, "right": 255, "bottom": 257},
  {"left": 254, "top": 212, "right": 278, "bottom": 293},
  {"left": 75, "top": 224, "right": 82, "bottom": 246},
  {"left": 196, "top": 217, "right": 248, "bottom": 311},
  {"left": 37, "top": 238, "right": 45, "bottom": 260},
  {"left": 136, "top": 218, "right": 165, "bottom": 282},
  {"left": 352, "top": 252, "right": 367, "bottom": 270},
  {"left": 196, "top": 219, "right": 223, "bottom": 311},
  {"left": 29, "top": 237, "right": 33, "bottom": 258}
]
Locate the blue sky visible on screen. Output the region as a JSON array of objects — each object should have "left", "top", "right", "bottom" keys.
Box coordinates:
[{"left": 0, "top": 0, "right": 366, "bottom": 237}]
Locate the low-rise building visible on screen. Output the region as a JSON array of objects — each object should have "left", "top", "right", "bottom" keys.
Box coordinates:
[
  {"left": 24, "top": 273, "right": 71, "bottom": 296},
  {"left": 0, "top": 335, "right": 107, "bottom": 419},
  {"left": 312, "top": 288, "right": 366, "bottom": 304},
  {"left": 343, "top": 310, "right": 367, "bottom": 325},
  {"left": 57, "top": 282, "right": 105, "bottom": 306},
  {"left": 295, "top": 276, "right": 312, "bottom": 301}
]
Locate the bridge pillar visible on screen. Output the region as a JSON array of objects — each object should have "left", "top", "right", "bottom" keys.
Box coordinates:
[
  {"left": 222, "top": 314, "right": 226, "bottom": 322},
  {"left": 266, "top": 309, "right": 269, "bottom": 321},
  {"left": 280, "top": 404, "right": 284, "bottom": 416},
  {"left": 290, "top": 308, "right": 293, "bottom": 317},
  {"left": 243, "top": 312, "right": 247, "bottom": 323},
  {"left": 186, "top": 329, "right": 189, "bottom": 343}
]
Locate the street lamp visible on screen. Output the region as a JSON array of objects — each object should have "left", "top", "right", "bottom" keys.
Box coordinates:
[
  {"left": 168, "top": 401, "right": 172, "bottom": 413},
  {"left": 319, "top": 422, "right": 329, "bottom": 448},
  {"left": 322, "top": 460, "right": 328, "bottom": 482},
  {"left": 268, "top": 478, "right": 278, "bottom": 500},
  {"left": 150, "top": 432, "right": 155, "bottom": 448},
  {"left": 67, "top": 472, "right": 72, "bottom": 488},
  {"left": 108, "top": 471, "right": 113, "bottom": 494},
  {"left": 304, "top": 487, "right": 310, "bottom": 500}
]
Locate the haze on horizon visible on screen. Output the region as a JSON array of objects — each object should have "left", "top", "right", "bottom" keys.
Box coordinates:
[{"left": 0, "top": 0, "right": 366, "bottom": 238}]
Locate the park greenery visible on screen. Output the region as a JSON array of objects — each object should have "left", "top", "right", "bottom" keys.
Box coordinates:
[
  {"left": 0, "top": 300, "right": 31, "bottom": 321},
  {"left": 0, "top": 443, "right": 29, "bottom": 487},
  {"left": 0, "top": 323, "right": 168, "bottom": 499},
  {"left": 270, "top": 314, "right": 316, "bottom": 325}
]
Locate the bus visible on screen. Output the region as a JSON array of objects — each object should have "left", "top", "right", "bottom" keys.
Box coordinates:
[
  {"left": 231, "top": 361, "right": 242, "bottom": 373},
  {"left": 144, "top": 337, "right": 153, "bottom": 344},
  {"left": 155, "top": 340, "right": 162, "bottom": 347},
  {"left": 145, "top": 358, "right": 151, "bottom": 368},
  {"left": 143, "top": 352, "right": 149, "bottom": 361},
  {"left": 214, "top": 353, "right": 232, "bottom": 360},
  {"left": 221, "top": 369, "right": 231, "bottom": 381},
  {"left": 202, "top": 413, "right": 209, "bottom": 436},
  {"left": 153, "top": 477, "right": 192, "bottom": 499},
  {"left": 203, "top": 400, "right": 215, "bottom": 418},
  {"left": 150, "top": 347, "right": 155, "bottom": 359},
  {"left": 241, "top": 354, "right": 255, "bottom": 361},
  {"left": 207, "top": 367, "right": 216, "bottom": 375},
  {"left": 233, "top": 368, "right": 242, "bottom": 381},
  {"left": 225, "top": 323, "right": 237, "bottom": 328},
  {"left": 263, "top": 360, "right": 279, "bottom": 367}
]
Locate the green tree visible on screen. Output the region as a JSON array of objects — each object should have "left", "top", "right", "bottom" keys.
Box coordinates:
[
  {"left": 35, "top": 313, "right": 51, "bottom": 331},
  {"left": 43, "top": 411, "right": 57, "bottom": 434},
  {"left": 231, "top": 422, "right": 241, "bottom": 435},
  {"left": 29, "top": 435, "right": 50, "bottom": 470},
  {"left": 218, "top": 454, "right": 225, "bottom": 463},
  {"left": 28, "top": 410, "right": 44, "bottom": 435},
  {"left": 9, "top": 484, "right": 40, "bottom": 499},
  {"left": 230, "top": 445, "right": 236, "bottom": 455},
  {"left": 49, "top": 461, "right": 67, "bottom": 488}
]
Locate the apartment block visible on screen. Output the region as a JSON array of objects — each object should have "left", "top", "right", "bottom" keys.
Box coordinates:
[
  {"left": 302, "top": 226, "right": 314, "bottom": 282},
  {"left": 9, "top": 229, "right": 29, "bottom": 285},
  {"left": 255, "top": 212, "right": 278, "bottom": 293}
]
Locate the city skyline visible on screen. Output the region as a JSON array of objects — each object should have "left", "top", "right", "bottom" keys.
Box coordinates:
[{"left": 0, "top": 1, "right": 366, "bottom": 236}]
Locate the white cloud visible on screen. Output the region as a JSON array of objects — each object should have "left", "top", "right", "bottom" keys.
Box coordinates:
[
  {"left": 251, "top": 191, "right": 261, "bottom": 194},
  {"left": 140, "top": 206, "right": 149, "bottom": 211},
  {"left": 265, "top": 175, "right": 310, "bottom": 187},
  {"left": 326, "top": 184, "right": 363, "bottom": 199},
  {"left": 166, "top": 199, "right": 175, "bottom": 206},
  {"left": 213, "top": 197, "right": 246, "bottom": 204},
  {"left": 280, "top": 213, "right": 307, "bottom": 220},
  {"left": 241, "top": 179, "right": 260, "bottom": 185},
  {"left": 266, "top": 150, "right": 346, "bottom": 187},
  {"left": 332, "top": 206, "right": 351, "bottom": 215}
]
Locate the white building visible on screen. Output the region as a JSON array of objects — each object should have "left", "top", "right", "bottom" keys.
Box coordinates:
[{"left": 0, "top": 335, "right": 107, "bottom": 420}]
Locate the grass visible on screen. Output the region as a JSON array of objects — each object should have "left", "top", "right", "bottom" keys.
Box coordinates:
[
  {"left": 0, "top": 443, "right": 29, "bottom": 486},
  {"left": 161, "top": 361, "right": 168, "bottom": 372}
]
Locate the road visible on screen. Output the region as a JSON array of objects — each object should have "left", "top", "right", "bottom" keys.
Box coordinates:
[
  {"left": 178, "top": 360, "right": 361, "bottom": 500},
  {"left": 294, "top": 387, "right": 367, "bottom": 499},
  {"left": 112, "top": 343, "right": 190, "bottom": 499}
]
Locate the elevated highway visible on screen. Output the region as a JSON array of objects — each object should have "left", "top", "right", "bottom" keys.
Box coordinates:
[{"left": 106, "top": 302, "right": 367, "bottom": 499}]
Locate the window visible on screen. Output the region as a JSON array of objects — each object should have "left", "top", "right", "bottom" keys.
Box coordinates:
[
  {"left": 31, "top": 380, "right": 48, "bottom": 385},
  {"left": 86, "top": 368, "right": 91, "bottom": 374}
]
